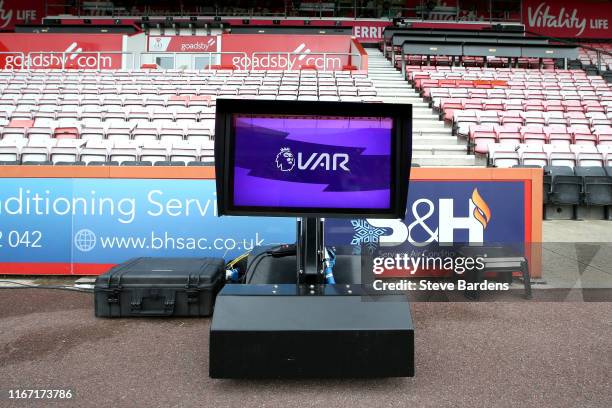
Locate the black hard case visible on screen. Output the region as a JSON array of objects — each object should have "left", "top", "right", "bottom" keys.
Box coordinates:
[{"left": 94, "top": 257, "right": 225, "bottom": 317}]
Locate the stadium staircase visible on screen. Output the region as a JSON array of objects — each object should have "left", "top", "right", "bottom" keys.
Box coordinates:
[{"left": 366, "top": 48, "right": 481, "bottom": 166}]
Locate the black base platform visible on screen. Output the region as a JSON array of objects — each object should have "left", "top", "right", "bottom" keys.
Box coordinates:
[{"left": 209, "top": 284, "right": 414, "bottom": 378}]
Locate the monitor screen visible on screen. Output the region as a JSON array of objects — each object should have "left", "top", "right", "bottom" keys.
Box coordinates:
[
  {"left": 215, "top": 99, "right": 411, "bottom": 218},
  {"left": 232, "top": 115, "right": 393, "bottom": 209}
]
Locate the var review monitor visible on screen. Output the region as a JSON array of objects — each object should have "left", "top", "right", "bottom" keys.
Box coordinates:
[{"left": 214, "top": 99, "right": 412, "bottom": 218}]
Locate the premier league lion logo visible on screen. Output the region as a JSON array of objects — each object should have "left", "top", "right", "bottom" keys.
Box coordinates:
[{"left": 275, "top": 147, "right": 295, "bottom": 172}]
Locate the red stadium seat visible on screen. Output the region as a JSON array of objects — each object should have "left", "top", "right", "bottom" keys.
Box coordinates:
[
  {"left": 54, "top": 127, "right": 79, "bottom": 139},
  {"left": 470, "top": 125, "right": 498, "bottom": 154}
]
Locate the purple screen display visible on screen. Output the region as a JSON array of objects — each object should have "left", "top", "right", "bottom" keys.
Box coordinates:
[{"left": 232, "top": 115, "right": 393, "bottom": 209}]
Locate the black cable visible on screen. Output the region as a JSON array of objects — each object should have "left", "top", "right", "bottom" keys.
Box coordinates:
[{"left": 0, "top": 280, "right": 94, "bottom": 293}]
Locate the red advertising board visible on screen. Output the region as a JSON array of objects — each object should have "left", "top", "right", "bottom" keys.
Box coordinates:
[
  {"left": 0, "top": 0, "right": 42, "bottom": 31},
  {"left": 352, "top": 21, "right": 390, "bottom": 43},
  {"left": 523, "top": 0, "right": 611, "bottom": 39},
  {"left": 0, "top": 33, "right": 124, "bottom": 69},
  {"left": 220, "top": 34, "right": 352, "bottom": 70},
  {"left": 148, "top": 35, "right": 218, "bottom": 52}
]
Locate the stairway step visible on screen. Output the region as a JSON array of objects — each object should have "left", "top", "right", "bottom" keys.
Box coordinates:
[
  {"left": 413, "top": 121, "right": 447, "bottom": 128},
  {"left": 366, "top": 48, "right": 479, "bottom": 168},
  {"left": 413, "top": 145, "right": 467, "bottom": 155},
  {"left": 413, "top": 136, "right": 462, "bottom": 145},
  {"left": 412, "top": 155, "right": 479, "bottom": 166}
]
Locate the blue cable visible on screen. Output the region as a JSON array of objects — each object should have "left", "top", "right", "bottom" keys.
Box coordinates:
[{"left": 324, "top": 247, "right": 336, "bottom": 285}]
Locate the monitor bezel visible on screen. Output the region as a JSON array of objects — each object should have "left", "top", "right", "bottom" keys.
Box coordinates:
[{"left": 215, "top": 99, "right": 412, "bottom": 218}]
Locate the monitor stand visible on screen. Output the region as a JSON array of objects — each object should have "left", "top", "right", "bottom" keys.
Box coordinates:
[
  {"left": 296, "top": 217, "right": 325, "bottom": 286},
  {"left": 209, "top": 217, "right": 415, "bottom": 378}
]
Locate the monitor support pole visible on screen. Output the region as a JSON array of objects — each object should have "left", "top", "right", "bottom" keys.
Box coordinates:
[{"left": 296, "top": 217, "right": 325, "bottom": 286}]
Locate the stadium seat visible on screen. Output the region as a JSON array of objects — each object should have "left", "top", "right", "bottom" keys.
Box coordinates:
[
  {"left": 489, "top": 144, "right": 520, "bottom": 168},
  {"left": 159, "top": 127, "right": 185, "bottom": 144},
  {"left": 154, "top": 161, "right": 185, "bottom": 166},
  {"left": 55, "top": 161, "right": 86, "bottom": 166},
  {"left": 543, "top": 173, "right": 552, "bottom": 205},
  {"left": 520, "top": 145, "right": 548, "bottom": 168},
  {"left": 121, "top": 161, "right": 153, "bottom": 166},
  {"left": 50, "top": 147, "right": 79, "bottom": 164},
  {"left": 0, "top": 145, "right": 20, "bottom": 162},
  {"left": 86, "top": 161, "right": 118, "bottom": 166},
  {"left": 575, "top": 167, "right": 612, "bottom": 207},
  {"left": 545, "top": 145, "right": 576, "bottom": 168},
  {"left": 20, "top": 146, "right": 49, "bottom": 163},
  {"left": 107, "top": 127, "right": 132, "bottom": 142},
  {"left": 22, "top": 161, "right": 53, "bottom": 165},
  {"left": 188, "top": 160, "right": 214, "bottom": 166},
  {"left": 140, "top": 144, "right": 169, "bottom": 163},
  {"left": 109, "top": 147, "right": 138, "bottom": 164},
  {"left": 470, "top": 125, "right": 497, "bottom": 154},
  {"left": 545, "top": 166, "right": 581, "bottom": 219},
  {"left": 133, "top": 127, "right": 159, "bottom": 142}
]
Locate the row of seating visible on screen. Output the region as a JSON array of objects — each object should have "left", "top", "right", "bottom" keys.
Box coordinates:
[
  {"left": 2, "top": 112, "right": 216, "bottom": 123},
  {"left": 543, "top": 166, "right": 612, "bottom": 219},
  {"left": 439, "top": 100, "right": 610, "bottom": 119},
  {"left": 468, "top": 124, "right": 612, "bottom": 148},
  {"left": 429, "top": 89, "right": 611, "bottom": 102},
  {"left": 0, "top": 138, "right": 213, "bottom": 165},
  {"left": 411, "top": 71, "right": 605, "bottom": 80},
  {"left": 0, "top": 160, "right": 213, "bottom": 166},
  {"left": 453, "top": 111, "right": 612, "bottom": 136},
  {"left": 394, "top": 55, "right": 557, "bottom": 69},
  {"left": 0, "top": 94, "right": 378, "bottom": 110},
  {"left": 1, "top": 76, "right": 370, "bottom": 83},
  {"left": 576, "top": 43, "right": 612, "bottom": 70},
  {"left": 1, "top": 81, "right": 376, "bottom": 92},
  {"left": 414, "top": 78, "right": 606, "bottom": 89},
  {"left": 411, "top": 72, "right": 609, "bottom": 91},
  {"left": 1, "top": 88, "right": 377, "bottom": 99},
  {"left": 489, "top": 144, "right": 612, "bottom": 168},
  {"left": 1, "top": 124, "right": 214, "bottom": 143},
  {"left": 407, "top": 66, "right": 602, "bottom": 77}
]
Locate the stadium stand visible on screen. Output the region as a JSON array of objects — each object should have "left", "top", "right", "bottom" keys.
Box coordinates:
[
  {"left": 0, "top": 70, "right": 381, "bottom": 166},
  {"left": 376, "top": 26, "right": 612, "bottom": 219},
  {"left": 0, "top": 10, "right": 610, "bottom": 218},
  {"left": 366, "top": 49, "right": 478, "bottom": 166}
]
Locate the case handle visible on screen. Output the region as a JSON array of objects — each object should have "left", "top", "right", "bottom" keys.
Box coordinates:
[{"left": 130, "top": 290, "right": 176, "bottom": 316}]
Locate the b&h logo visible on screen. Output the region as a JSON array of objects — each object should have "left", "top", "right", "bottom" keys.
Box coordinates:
[{"left": 361, "top": 188, "right": 491, "bottom": 246}]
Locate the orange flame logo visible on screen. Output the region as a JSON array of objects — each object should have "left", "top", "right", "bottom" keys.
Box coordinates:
[{"left": 471, "top": 188, "right": 491, "bottom": 229}]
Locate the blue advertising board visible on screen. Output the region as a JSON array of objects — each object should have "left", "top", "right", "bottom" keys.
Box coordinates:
[
  {"left": 0, "top": 176, "right": 533, "bottom": 275},
  {"left": 0, "top": 178, "right": 295, "bottom": 274}
]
